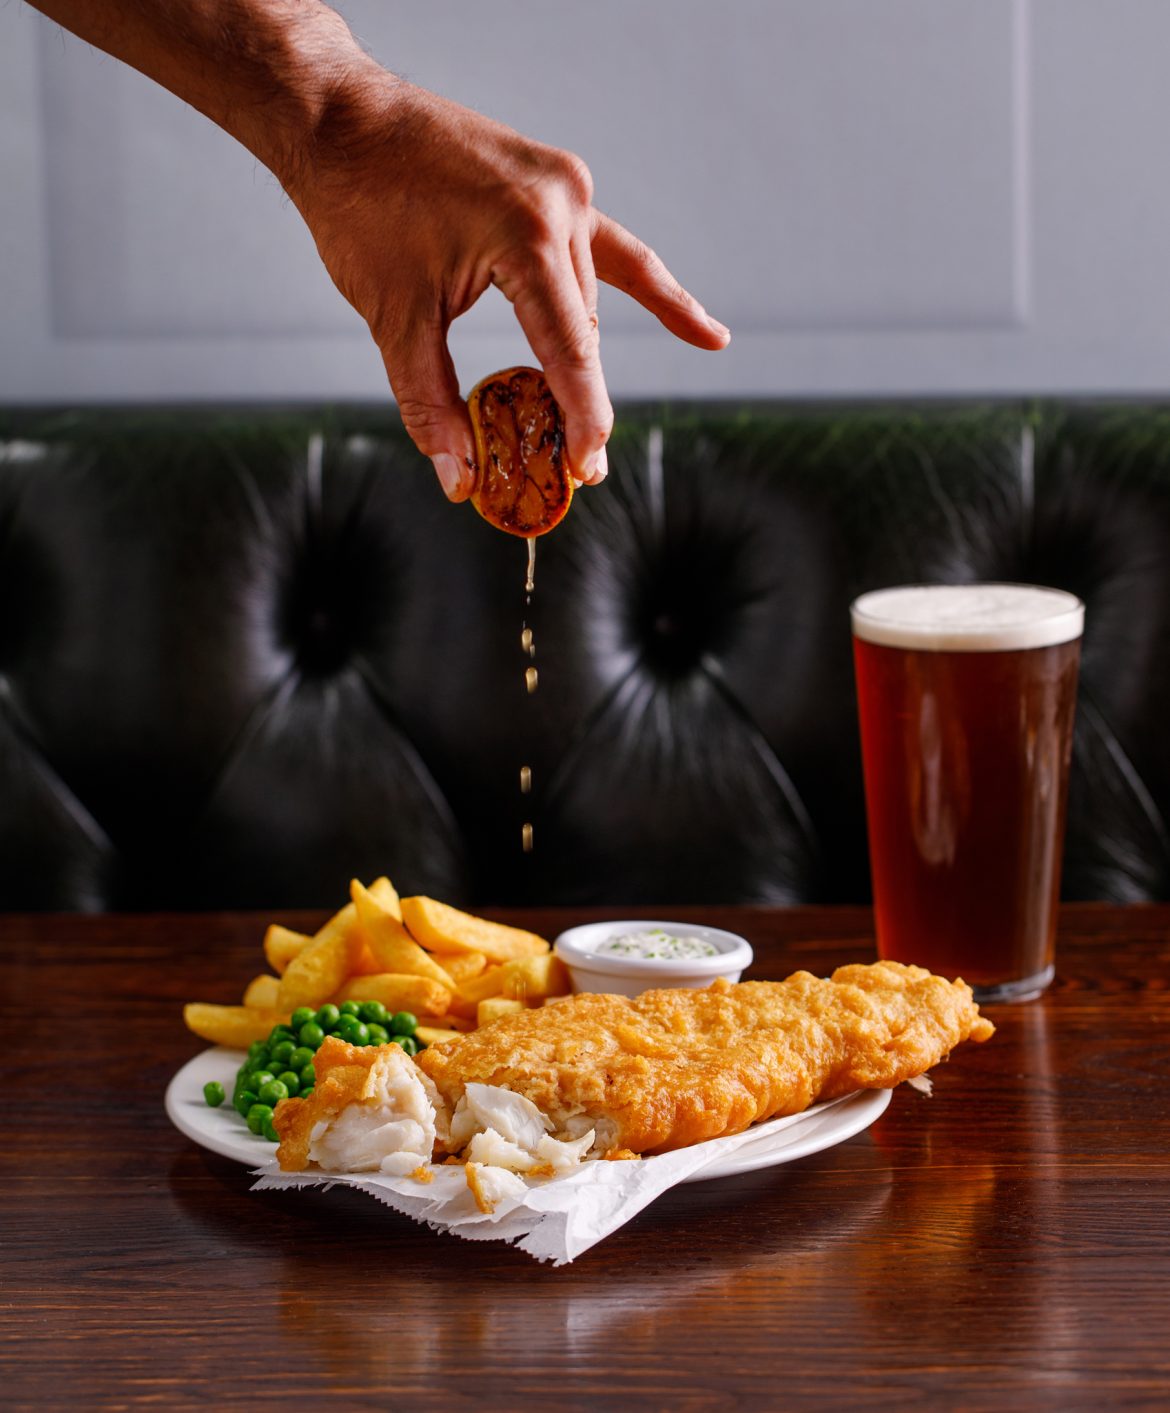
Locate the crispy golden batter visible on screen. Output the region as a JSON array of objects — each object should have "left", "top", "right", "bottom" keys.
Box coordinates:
[
  {"left": 273, "top": 1037, "right": 391, "bottom": 1172},
  {"left": 416, "top": 962, "right": 994, "bottom": 1155},
  {"left": 275, "top": 1035, "right": 445, "bottom": 1176}
]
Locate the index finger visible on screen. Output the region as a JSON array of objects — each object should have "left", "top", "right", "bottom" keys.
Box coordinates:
[
  {"left": 503, "top": 249, "right": 612, "bottom": 482},
  {"left": 592, "top": 210, "right": 730, "bottom": 349}
]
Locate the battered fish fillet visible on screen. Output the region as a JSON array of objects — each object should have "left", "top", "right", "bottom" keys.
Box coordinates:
[{"left": 416, "top": 961, "right": 994, "bottom": 1156}]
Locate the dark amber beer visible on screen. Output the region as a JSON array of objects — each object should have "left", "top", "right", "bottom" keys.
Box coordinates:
[{"left": 852, "top": 585, "right": 1083, "bottom": 1002}]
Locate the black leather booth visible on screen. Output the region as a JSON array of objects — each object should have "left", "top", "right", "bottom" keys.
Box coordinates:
[{"left": 3, "top": 402, "right": 1170, "bottom": 912}]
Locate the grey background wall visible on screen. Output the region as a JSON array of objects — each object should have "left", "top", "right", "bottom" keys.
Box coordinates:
[{"left": 2, "top": 0, "right": 1168, "bottom": 403}]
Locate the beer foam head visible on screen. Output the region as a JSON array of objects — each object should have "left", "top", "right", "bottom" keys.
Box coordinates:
[{"left": 851, "top": 584, "right": 1084, "bottom": 651}]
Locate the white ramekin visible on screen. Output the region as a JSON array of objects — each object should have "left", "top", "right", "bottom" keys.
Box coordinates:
[{"left": 553, "top": 920, "right": 754, "bottom": 998}]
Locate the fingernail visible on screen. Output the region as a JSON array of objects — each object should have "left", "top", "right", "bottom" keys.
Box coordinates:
[
  {"left": 590, "top": 444, "right": 609, "bottom": 483},
  {"left": 708, "top": 317, "right": 731, "bottom": 340},
  {"left": 432, "top": 453, "right": 463, "bottom": 501}
]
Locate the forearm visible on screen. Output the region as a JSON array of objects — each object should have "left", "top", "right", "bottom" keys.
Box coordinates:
[
  {"left": 23, "top": 0, "right": 386, "bottom": 185},
  {"left": 26, "top": 0, "right": 727, "bottom": 494}
]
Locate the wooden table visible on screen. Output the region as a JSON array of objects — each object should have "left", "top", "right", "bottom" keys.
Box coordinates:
[{"left": 3, "top": 904, "right": 1169, "bottom": 1410}]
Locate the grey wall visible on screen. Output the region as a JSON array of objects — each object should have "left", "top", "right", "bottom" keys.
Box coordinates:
[{"left": 3, "top": 1, "right": 1169, "bottom": 402}]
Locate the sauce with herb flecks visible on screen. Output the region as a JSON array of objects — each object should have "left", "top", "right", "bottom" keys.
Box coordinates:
[{"left": 593, "top": 930, "right": 720, "bottom": 961}]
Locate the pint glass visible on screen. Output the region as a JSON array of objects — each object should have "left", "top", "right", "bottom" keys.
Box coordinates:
[{"left": 851, "top": 585, "right": 1083, "bottom": 1003}]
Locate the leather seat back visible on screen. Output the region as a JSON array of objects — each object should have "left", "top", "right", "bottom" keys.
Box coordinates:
[{"left": 2, "top": 404, "right": 1168, "bottom": 909}]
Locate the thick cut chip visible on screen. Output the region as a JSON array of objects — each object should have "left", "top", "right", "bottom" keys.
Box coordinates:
[
  {"left": 242, "top": 974, "right": 281, "bottom": 1009},
  {"left": 334, "top": 972, "right": 452, "bottom": 1017},
  {"left": 434, "top": 950, "right": 489, "bottom": 984},
  {"left": 274, "top": 880, "right": 398, "bottom": 1008},
  {"left": 498, "top": 953, "right": 570, "bottom": 1003},
  {"left": 444, "top": 957, "right": 568, "bottom": 1020},
  {"left": 263, "top": 925, "right": 311, "bottom": 976},
  {"left": 417, "top": 1012, "right": 475, "bottom": 1033},
  {"left": 277, "top": 905, "right": 363, "bottom": 1011},
  {"left": 416, "top": 1024, "right": 465, "bottom": 1046},
  {"left": 468, "top": 367, "right": 573, "bottom": 537},
  {"left": 477, "top": 997, "right": 525, "bottom": 1027},
  {"left": 447, "top": 965, "right": 505, "bottom": 1019},
  {"left": 351, "top": 879, "right": 456, "bottom": 990},
  {"left": 363, "top": 875, "right": 402, "bottom": 921},
  {"left": 184, "top": 1003, "right": 288, "bottom": 1048},
  {"left": 401, "top": 896, "right": 549, "bottom": 963}
]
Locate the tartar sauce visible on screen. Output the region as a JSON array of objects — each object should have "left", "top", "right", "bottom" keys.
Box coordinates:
[{"left": 593, "top": 929, "right": 720, "bottom": 961}]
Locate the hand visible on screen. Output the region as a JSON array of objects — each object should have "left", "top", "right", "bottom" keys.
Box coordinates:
[{"left": 283, "top": 74, "right": 730, "bottom": 501}]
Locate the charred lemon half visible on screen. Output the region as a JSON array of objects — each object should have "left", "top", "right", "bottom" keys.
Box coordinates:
[{"left": 467, "top": 367, "right": 574, "bottom": 537}]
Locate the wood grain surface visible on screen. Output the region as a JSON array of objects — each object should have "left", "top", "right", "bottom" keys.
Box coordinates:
[{"left": 3, "top": 904, "right": 1169, "bottom": 1411}]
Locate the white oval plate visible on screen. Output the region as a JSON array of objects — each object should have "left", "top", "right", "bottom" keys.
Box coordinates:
[{"left": 166, "top": 1048, "right": 891, "bottom": 1181}]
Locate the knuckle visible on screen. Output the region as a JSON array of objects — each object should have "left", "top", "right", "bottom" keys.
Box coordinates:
[
  {"left": 556, "top": 150, "right": 594, "bottom": 207},
  {"left": 393, "top": 397, "right": 450, "bottom": 454},
  {"left": 636, "top": 239, "right": 663, "bottom": 274},
  {"left": 545, "top": 327, "right": 601, "bottom": 376},
  {"left": 509, "top": 199, "right": 559, "bottom": 250}
]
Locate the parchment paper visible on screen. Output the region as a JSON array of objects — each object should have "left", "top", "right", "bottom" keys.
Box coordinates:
[{"left": 252, "top": 1094, "right": 859, "bottom": 1265}]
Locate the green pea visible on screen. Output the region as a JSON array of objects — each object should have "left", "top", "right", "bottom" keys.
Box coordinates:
[
  {"left": 298, "top": 1022, "right": 325, "bottom": 1049},
  {"left": 276, "top": 1071, "right": 301, "bottom": 1096},
  {"left": 245, "top": 1047, "right": 270, "bottom": 1071},
  {"left": 336, "top": 1016, "right": 366, "bottom": 1044},
  {"left": 250, "top": 1070, "right": 275, "bottom": 1092},
  {"left": 315, "top": 1004, "right": 340, "bottom": 1030},
  {"left": 299, "top": 1086, "right": 314, "bottom": 1101},
  {"left": 203, "top": 1081, "right": 225, "bottom": 1107},
  {"left": 262, "top": 1115, "right": 280, "bottom": 1143},
  {"left": 246, "top": 1103, "right": 274, "bottom": 1136},
  {"left": 258, "top": 1079, "right": 288, "bottom": 1105},
  {"left": 247, "top": 1041, "right": 268, "bottom": 1061},
  {"left": 338, "top": 1000, "right": 361, "bottom": 1018},
  {"left": 358, "top": 1000, "right": 388, "bottom": 1026},
  {"left": 389, "top": 1011, "right": 417, "bottom": 1037},
  {"left": 391, "top": 1035, "right": 419, "bottom": 1056},
  {"left": 299, "top": 1063, "right": 316, "bottom": 1089},
  {"left": 289, "top": 1046, "right": 314, "bottom": 1070},
  {"left": 234, "top": 1089, "right": 258, "bottom": 1117},
  {"left": 290, "top": 1007, "right": 316, "bottom": 1030},
  {"left": 267, "top": 1026, "right": 296, "bottom": 1046},
  {"left": 270, "top": 1040, "right": 295, "bottom": 1067},
  {"left": 366, "top": 1024, "right": 390, "bottom": 1046}
]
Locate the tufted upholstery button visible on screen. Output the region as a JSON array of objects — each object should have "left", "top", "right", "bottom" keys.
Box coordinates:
[
  {"left": 287, "top": 598, "right": 350, "bottom": 676},
  {"left": 2, "top": 404, "right": 1170, "bottom": 911},
  {"left": 638, "top": 559, "right": 733, "bottom": 678}
]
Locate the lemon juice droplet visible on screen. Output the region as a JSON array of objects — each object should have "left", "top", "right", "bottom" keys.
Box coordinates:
[{"left": 520, "top": 541, "right": 538, "bottom": 855}]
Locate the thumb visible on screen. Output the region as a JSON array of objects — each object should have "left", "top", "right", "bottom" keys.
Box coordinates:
[{"left": 379, "top": 322, "right": 476, "bottom": 502}]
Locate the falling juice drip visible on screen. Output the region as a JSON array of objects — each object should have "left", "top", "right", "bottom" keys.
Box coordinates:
[{"left": 521, "top": 540, "right": 537, "bottom": 853}]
